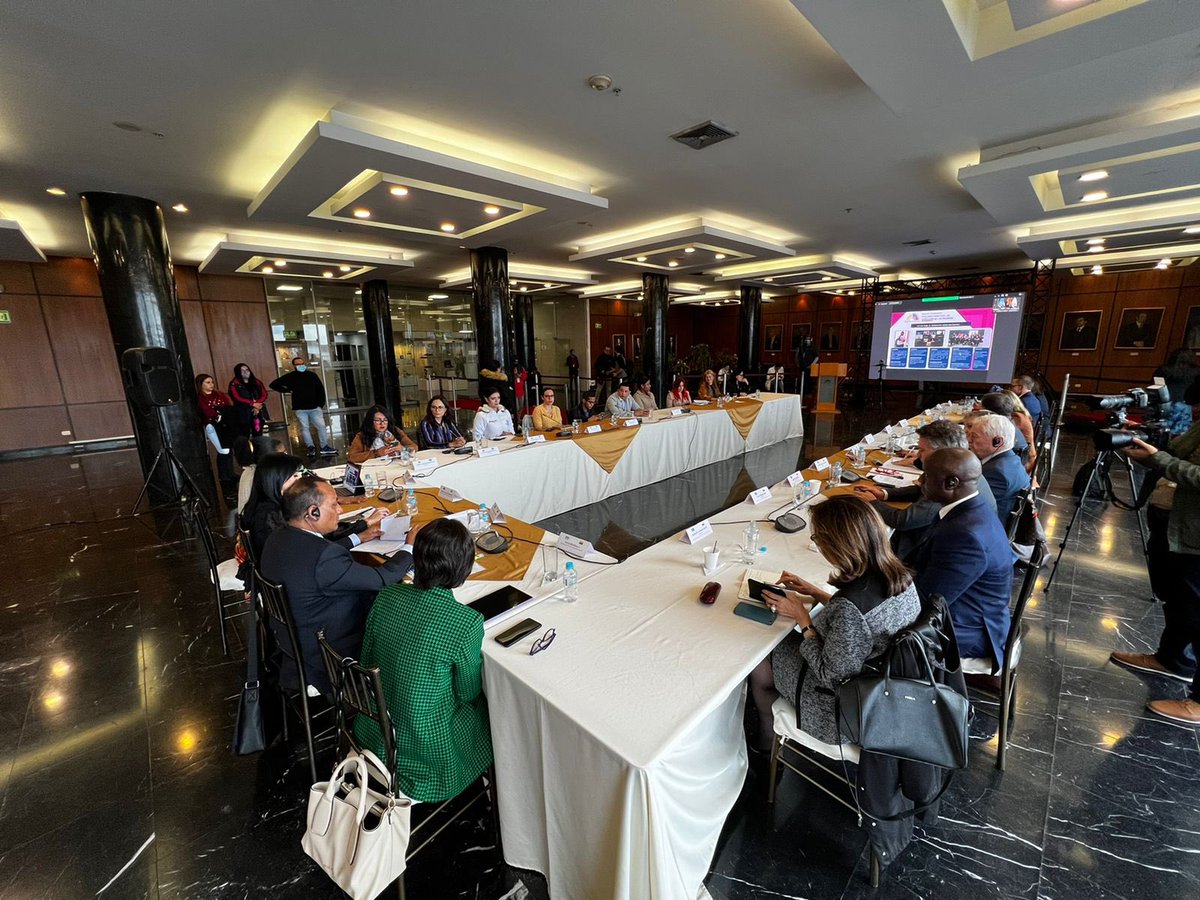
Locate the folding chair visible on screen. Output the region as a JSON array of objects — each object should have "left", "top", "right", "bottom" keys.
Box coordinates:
[
  {"left": 316, "top": 632, "right": 499, "bottom": 900},
  {"left": 962, "top": 539, "right": 1048, "bottom": 770},
  {"left": 192, "top": 509, "right": 249, "bottom": 656}
]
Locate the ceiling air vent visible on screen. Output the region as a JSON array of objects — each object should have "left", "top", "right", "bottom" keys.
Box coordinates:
[
  {"left": 902, "top": 238, "right": 935, "bottom": 246},
  {"left": 670, "top": 120, "right": 738, "bottom": 150}
]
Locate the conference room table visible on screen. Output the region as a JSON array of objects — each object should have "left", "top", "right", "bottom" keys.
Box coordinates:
[
  {"left": 469, "top": 409, "right": 942, "bottom": 900},
  {"left": 323, "top": 393, "right": 803, "bottom": 523}
]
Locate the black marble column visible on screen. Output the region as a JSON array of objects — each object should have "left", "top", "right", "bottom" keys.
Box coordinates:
[
  {"left": 470, "top": 247, "right": 514, "bottom": 376},
  {"left": 361, "top": 279, "right": 403, "bottom": 417},
  {"left": 738, "top": 284, "right": 763, "bottom": 374},
  {"left": 80, "top": 191, "right": 212, "bottom": 504},
  {"left": 642, "top": 273, "right": 669, "bottom": 404},
  {"left": 513, "top": 293, "right": 536, "bottom": 373}
]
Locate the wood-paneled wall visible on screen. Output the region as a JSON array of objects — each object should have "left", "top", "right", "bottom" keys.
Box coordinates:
[{"left": 0, "top": 256, "right": 273, "bottom": 453}]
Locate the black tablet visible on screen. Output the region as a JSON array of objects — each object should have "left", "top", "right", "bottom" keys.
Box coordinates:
[{"left": 467, "top": 585, "right": 534, "bottom": 623}]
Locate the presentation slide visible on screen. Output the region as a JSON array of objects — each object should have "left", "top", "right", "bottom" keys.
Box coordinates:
[{"left": 871, "top": 292, "right": 1024, "bottom": 384}]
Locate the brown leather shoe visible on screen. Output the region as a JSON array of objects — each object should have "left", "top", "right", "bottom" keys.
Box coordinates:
[
  {"left": 1147, "top": 698, "right": 1200, "bottom": 724},
  {"left": 1109, "top": 652, "right": 1193, "bottom": 683}
]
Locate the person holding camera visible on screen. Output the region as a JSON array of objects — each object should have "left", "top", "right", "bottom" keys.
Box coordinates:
[{"left": 1110, "top": 421, "right": 1200, "bottom": 724}]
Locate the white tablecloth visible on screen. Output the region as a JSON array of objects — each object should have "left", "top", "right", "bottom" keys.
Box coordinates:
[
  {"left": 481, "top": 470, "right": 839, "bottom": 900},
  {"left": 322, "top": 394, "right": 802, "bottom": 523}
]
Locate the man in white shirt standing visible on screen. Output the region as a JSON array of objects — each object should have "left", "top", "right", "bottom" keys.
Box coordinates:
[{"left": 473, "top": 389, "right": 515, "bottom": 442}]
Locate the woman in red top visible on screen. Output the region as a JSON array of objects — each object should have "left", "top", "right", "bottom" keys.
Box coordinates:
[
  {"left": 228, "top": 363, "right": 269, "bottom": 437},
  {"left": 666, "top": 376, "right": 692, "bottom": 408},
  {"left": 196, "top": 373, "right": 235, "bottom": 487}
]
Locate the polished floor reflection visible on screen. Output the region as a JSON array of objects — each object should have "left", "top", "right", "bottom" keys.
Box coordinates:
[{"left": 1, "top": 405, "right": 1197, "bottom": 899}]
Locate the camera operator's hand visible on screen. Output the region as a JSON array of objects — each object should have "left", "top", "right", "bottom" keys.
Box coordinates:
[{"left": 1124, "top": 438, "right": 1159, "bottom": 461}]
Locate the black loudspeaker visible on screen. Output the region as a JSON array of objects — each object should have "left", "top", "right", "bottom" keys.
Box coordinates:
[{"left": 121, "top": 346, "right": 182, "bottom": 408}]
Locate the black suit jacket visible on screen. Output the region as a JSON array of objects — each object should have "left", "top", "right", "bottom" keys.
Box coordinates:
[
  {"left": 873, "top": 478, "right": 995, "bottom": 559},
  {"left": 260, "top": 525, "right": 412, "bottom": 695}
]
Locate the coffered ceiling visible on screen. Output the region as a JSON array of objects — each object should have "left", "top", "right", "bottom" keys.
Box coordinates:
[{"left": 4, "top": 0, "right": 1200, "bottom": 293}]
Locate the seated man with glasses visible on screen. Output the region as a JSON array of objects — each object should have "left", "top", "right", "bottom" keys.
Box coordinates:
[{"left": 354, "top": 518, "right": 493, "bottom": 802}]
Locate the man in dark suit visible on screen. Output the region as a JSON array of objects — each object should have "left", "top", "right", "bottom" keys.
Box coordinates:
[
  {"left": 907, "top": 448, "right": 1013, "bottom": 668},
  {"left": 852, "top": 418, "right": 995, "bottom": 558},
  {"left": 966, "top": 412, "right": 1029, "bottom": 526},
  {"left": 1061, "top": 314, "right": 1098, "bottom": 350},
  {"left": 1117, "top": 311, "right": 1155, "bottom": 348},
  {"left": 260, "top": 476, "right": 416, "bottom": 695}
]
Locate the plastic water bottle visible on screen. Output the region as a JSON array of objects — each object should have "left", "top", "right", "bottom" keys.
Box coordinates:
[
  {"left": 828, "top": 461, "right": 842, "bottom": 490},
  {"left": 405, "top": 489, "right": 417, "bottom": 516},
  {"left": 522, "top": 415, "right": 533, "bottom": 441},
  {"left": 478, "top": 503, "right": 490, "bottom": 530},
  {"left": 400, "top": 446, "right": 410, "bottom": 464},
  {"left": 743, "top": 521, "right": 759, "bottom": 564},
  {"left": 363, "top": 469, "right": 376, "bottom": 495},
  {"left": 562, "top": 561, "right": 578, "bottom": 602}
]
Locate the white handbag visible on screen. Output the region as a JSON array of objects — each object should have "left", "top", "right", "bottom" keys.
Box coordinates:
[{"left": 302, "top": 752, "right": 412, "bottom": 900}]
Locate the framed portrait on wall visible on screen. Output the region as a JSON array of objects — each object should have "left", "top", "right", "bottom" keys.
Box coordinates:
[
  {"left": 1058, "top": 310, "right": 1102, "bottom": 351},
  {"left": 633, "top": 334, "right": 643, "bottom": 359},
  {"left": 613, "top": 334, "right": 626, "bottom": 359},
  {"left": 819, "top": 323, "right": 841, "bottom": 351},
  {"left": 1184, "top": 306, "right": 1200, "bottom": 352},
  {"left": 763, "top": 324, "right": 784, "bottom": 352},
  {"left": 790, "top": 323, "right": 811, "bottom": 351},
  {"left": 1114, "top": 307, "right": 1164, "bottom": 350},
  {"left": 668, "top": 335, "right": 678, "bottom": 356},
  {"left": 849, "top": 321, "right": 865, "bottom": 351}
]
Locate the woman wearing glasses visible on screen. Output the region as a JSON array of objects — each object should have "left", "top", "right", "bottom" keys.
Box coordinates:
[
  {"left": 531, "top": 387, "right": 563, "bottom": 431},
  {"left": 347, "top": 404, "right": 417, "bottom": 464},
  {"left": 355, "top": 518, "right": 493, "bottom": 802},
  {"left": 418, "top": 396, "right": 466, "bottom": 449}
]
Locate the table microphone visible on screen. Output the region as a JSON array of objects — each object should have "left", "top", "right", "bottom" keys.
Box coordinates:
[{"left": 476, "top": 530, "right": 509, "bottom": 554}]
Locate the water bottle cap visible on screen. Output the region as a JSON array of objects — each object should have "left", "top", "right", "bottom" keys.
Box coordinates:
[{"left": 565, "top": 561, "right": 574, "bottom": 569}]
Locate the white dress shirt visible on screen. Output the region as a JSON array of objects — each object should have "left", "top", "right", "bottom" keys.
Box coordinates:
[
  {"left": 938, "top": 490, "right": 980, "bottom": 519},
  {"left": 473, "top": 406, "right": 514, "bottom": 441}
]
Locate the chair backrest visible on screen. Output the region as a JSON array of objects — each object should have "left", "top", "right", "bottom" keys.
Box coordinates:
[
  {"left": 316, "top": 630, "right": 346, "bottom": 711},
  {"left": 1006, "top": 485, "right": 1035, "bottom": 541},
  {"left": 236, "top": 514, "right": 258, "bottom": 570},
  {"left": 1002, "top": 540, "right": 1047, "bottom": 673},
  {"left": 193, "top": 509, "right": 221, "bottom": 576},
  {"left": 254, "top": 569, "right": 309, "bottom": 687},
  {"left": 341, "top": 656, "right": 398, "bottom": 777}
]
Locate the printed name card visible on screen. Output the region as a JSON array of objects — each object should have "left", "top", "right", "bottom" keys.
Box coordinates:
[
  {"left": 586, "top": 424, "right": 602, "bottom": 434},
  {"left": 748, "top": 486, "right": 773, "bottom": 505},
  {"left": 670, "top": 407, "right": 684, "bottom": 417},
  {"left": 786, "top": 470, "right": 806, "bottom": 487},
  {"left": 861, "top": 433, "right": 874, "bottom": 446},
  {"left": 811, "top": 457, "right": 830, "bottom": 473},
  {"left": 623, "top": 418, "right": 639, "bottom": 427},
  {"left": 558, "top": 533, "right": 595, "bottom": 558},
  {"left": 489, "top": 503, "right": 506, "bottom": 525},
  {"left": 681, "top": 520, "right": 714, "bottom": 544},
  {"left": 525, "top": 434, "right": 547, "bottom": 444},
  {"left": 884, "top": 424, "right": 895, "bottom": 434},
  {"left": 437, "top": 485, "right": 463, "bottom": 502},
  {"left": 477, "top": 446, "right": 500, "bottom": 458},
  {"left": 412, "top": 457, "right": 438, "bottom": 474}
]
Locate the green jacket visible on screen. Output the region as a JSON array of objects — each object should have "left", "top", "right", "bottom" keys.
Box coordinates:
[
  {"left": 354, "top": 584, "right": 493, "bottom": 802},
  {"left": 1147, "top": 421, "right": 1200, "bottom": 555}
]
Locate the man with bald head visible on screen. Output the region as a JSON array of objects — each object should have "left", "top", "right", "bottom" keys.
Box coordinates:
[{"left": 906, "top": 448, "right": 1014, "bottom": 668}]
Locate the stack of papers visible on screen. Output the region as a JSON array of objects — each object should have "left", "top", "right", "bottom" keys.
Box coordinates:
[{"left": 870, "top": 466, "right": 920, "bottom": 488}]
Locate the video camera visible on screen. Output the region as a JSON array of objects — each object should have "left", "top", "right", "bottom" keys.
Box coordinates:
[{"left": 1089, "top": 384, "right": 1172, "bottom": 451}]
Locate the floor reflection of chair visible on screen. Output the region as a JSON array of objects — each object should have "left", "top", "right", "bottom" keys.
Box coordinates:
[{"left": 317, "top": 633, "right": 499, "bottom": 900}]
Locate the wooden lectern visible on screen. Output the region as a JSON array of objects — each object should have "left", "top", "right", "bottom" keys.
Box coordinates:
[{"left": 810, "top": 362, "right": 848, "bottom": 413}]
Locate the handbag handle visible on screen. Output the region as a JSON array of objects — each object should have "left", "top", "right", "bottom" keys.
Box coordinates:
[
  {"left": 322, "top": 754, "right": 374, "bottom": 824},
  {"left": 881, "top": 634, "right": 938, "bottom": 690}
]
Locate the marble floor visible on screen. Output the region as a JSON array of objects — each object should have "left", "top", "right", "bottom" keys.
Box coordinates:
[{"left": 1, "top": 403, "right": 1197, "bottom": 899}]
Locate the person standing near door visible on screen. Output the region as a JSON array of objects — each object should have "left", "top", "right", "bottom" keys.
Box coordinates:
[{"left": 270, "top": 356, "right": 336, "bottom": 458}]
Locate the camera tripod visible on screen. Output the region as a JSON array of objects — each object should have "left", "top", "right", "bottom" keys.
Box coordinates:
[
  {"left": 1043, "top": 447, "right": 1148, "bottom": 594},
  {"left": 131, "top": 407, "right": 209, "bottom": 515}
]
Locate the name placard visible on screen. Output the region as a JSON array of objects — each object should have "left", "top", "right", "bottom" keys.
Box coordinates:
[
  {"left": 489, "top": 503, "right": 506, "bottom": 525},
  {"left": 811, "top": 457, "right": 830, "bottom": 473},
  {"left": 558, "top": 533, "right": 595, "bottom": 558},
  {"left": 884, "top": 424, "right": 895, "bottom": 434},
  {"left": 681, "top": 520, "right": 714, "bottom": 544},
  {"left": 412, "top": 457, "right": 438, "bottom": 474},
  {"left": 525, "top": 434, "right": 547, "bottom": 444},
  {"left": 861, "top": 433, "right": 875, "bottom": 446},
  {"left": 585, "top": 424, "right": 602, "bottom": 434},
  {"left": 748, "top": 486, "right": 773, "bottom": 505},
  {"left": 477, "top": 446, "right": 500, "bottom": 458},
  {"left": 670, "top": 407, "right": 683, "bottom": 417},
  {"left": 785, "top": 470, "right": 805, "bottom": 487},
  {"left": 623, "top": 418, "right": 639, "bottom": 427},
  {"left": 437, "top": 485, "right": 463, "bottom": 502}
]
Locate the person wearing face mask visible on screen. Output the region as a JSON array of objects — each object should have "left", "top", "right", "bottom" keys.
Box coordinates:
[
  {"left": 269, "top": 356, "right": 336, "bottom": 458},
  {"left": 228, "top": 363, "right": 270, "bottom": 440}
]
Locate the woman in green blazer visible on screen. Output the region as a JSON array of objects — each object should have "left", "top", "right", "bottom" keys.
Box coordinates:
[{"left": 354, "top": 518, "right": 493, "bottom": 801}]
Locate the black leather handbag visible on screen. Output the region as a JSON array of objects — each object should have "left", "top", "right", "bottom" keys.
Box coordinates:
[
  {"left": 232, "top": 594, "right": 270, "bottom": 755},
  {"left": 836, "top": 634, "right": 971, "bottom": 770}
]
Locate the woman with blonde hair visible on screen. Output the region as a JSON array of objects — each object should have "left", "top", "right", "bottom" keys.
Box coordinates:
[
  {"left": 748, "top": 496, "right": 921, "bottom": 750},
  {"left": 696, "top": 369, "right": 719, "bottom": 401}
]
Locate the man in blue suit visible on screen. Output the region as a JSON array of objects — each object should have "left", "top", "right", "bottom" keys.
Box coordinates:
[
  {"left": 908, "top": 448, "right": 1013, "bottom": 668},
  {"left": 967, "top": 412, "right": 1029, "bottom": 527}
]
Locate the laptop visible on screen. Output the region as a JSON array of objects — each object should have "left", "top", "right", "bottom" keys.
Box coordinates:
[{"left": 335, "top": 461, "right": 364, "bottom": 497}]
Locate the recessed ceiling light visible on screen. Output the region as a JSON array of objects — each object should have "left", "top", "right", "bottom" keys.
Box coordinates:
[
  {"left": 821, "top": 276, "right": 834, "bottom": 281},
  {"left": 322, "top": 271, "right": 334, "bottom": 278},
  {"left": 1091, "top": 265, "right": 1103, "bottom": 275},
  {"left": 429, "top": 293, "right": 449, "bottom": 300},
  {"left": 353, "top": 208, "right": 371, "bottom": 219},
  {"left": 764, "top": 277, "right": 774, "bottom": 282},
  {"left": 1081, "top": 190, "right": 1108, "bottom": 202},
  {"left": 1184, "top": 226, "right": 1200, "bottom": 234},
  {"left": 339, "top": 264, "right": 352, "bottom": 272},
  {"left": 389, "top": 186, "right": 409, "bottom": 197},
  {"left": 1158, "top": 258, "right": 1172, "bottom": 268},
  {"left": 45, "top": 187, "right": 67, "bottom": 196},
  {"left": 1086, "top": 238, "right": 1105, "bottom": 246},
  {"left": 668, "top": 260, "right": 679, "bottom": 268},
  {"left": 440, "top": 222, "right": 456, "bottom": 232},
  {"left": 543, "top": 282, "right": 552, "bottom": 288},
  {"left": 172, "top": 202, "right": 188, "bottom": 213},
  {"left": 519, "top": 285, "right": 528, "bottom": 292},
  {"left": 1088, "top": 246, "right": 1104, "bottom": 253},
  {"left": 275, "top": 259, "right": 286, "bottom": 266},
  {"left": 354, "top": 289, "right": 362, "bottom": 295},
  {"left": 278, "top": 284, "right": 304, "bottom": 292},
  {"left": 1078, "top": 170, "right": 1108, "bottom": 182},
  {"left": 684, "top": 247, "right": 696, "bottom": 254},
  {"left": 261, "top": 266, "right": 273, "bottom": 274},
  {"left": 714, "top": 253, "right": 726, "bottom": 260},
  {"left": 638, "top": 293, "right": 644, "bottom": 299},
  {"left": 636, "top": 255, "right": 647, "bottom": 262},
  {"left": 483, "top": 205, "right": 501, "bottom": 216}
]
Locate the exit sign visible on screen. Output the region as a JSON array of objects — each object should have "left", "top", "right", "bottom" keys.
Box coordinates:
[{"left": 0, "top": 310, "right": 11, "bottom": 324}]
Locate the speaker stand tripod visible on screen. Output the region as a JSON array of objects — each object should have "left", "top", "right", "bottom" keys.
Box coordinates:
[{"left": 131, "top": 407, "right": 209, "bottom": 516}]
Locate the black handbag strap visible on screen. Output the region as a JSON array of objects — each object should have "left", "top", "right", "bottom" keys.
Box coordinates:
[{"left": 243, "top": 585, "right": 259, "bottom": 684}]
